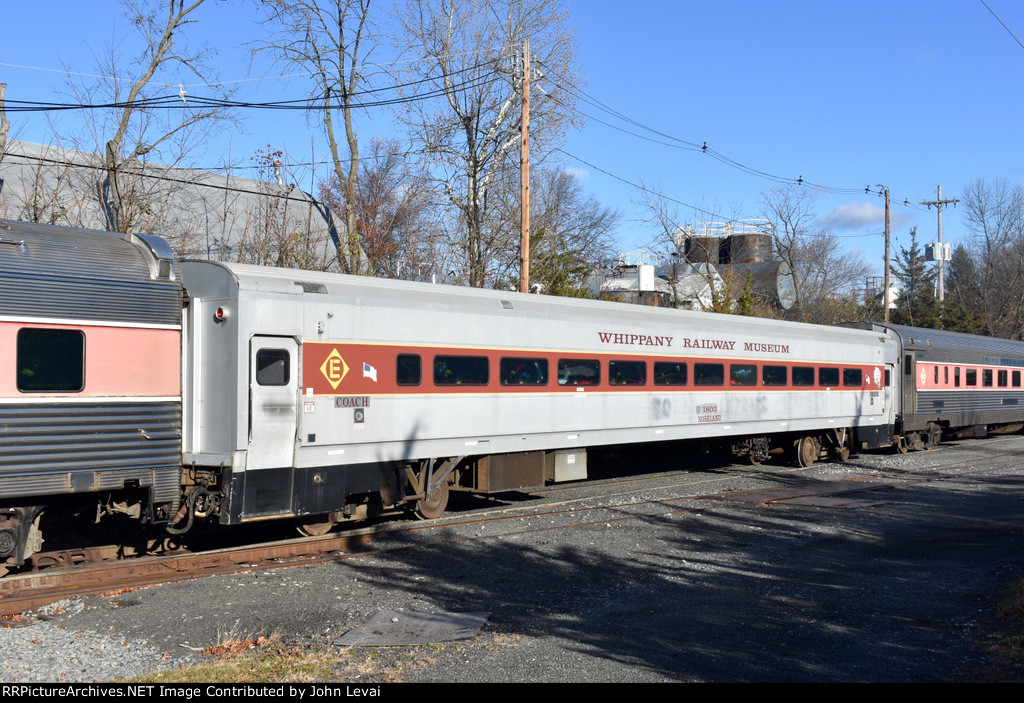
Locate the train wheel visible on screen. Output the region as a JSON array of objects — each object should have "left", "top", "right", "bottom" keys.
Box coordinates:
[
  {"left": 296, "top": 516, "right": 336, "bottom": 537},
  {"left": 415, "top": 480, "right": 449, "bottom": 520},
  {"left": 895, "top": 436, "right": 908, "bottom": 454},
  {"left": 926, "top": 423, "right": 943, "bottom": 449},
  {"left": 796, "top": 437, "right": 818, "bottom": 467},
  {"left": 835, "top": 445, "right": 851, "bottom": 462}
]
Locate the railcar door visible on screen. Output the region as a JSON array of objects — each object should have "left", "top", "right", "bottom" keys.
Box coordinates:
[
  {"left": 885, "top": 362, "right": 896, "bottom": 420},
  {"left": 902, "top": 352, "right": 917, "bottom": 416},
  {"left": 248, "top": 336, "right": 299, "bottom": 470}
]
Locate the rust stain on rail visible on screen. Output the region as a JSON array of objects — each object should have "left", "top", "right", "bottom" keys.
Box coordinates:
[
  {"left": 0, "top": 529, "right": 381, "bottom": 617},
  {"left": 700, "top": 480, "right": 895, "bottom": 508}
]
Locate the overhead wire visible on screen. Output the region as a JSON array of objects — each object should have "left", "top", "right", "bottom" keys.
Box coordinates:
[
  {"left": 1, "top": 58, "right": 506, "bottom": 113},
  {"left": 3, "top": 44, "right": 934, "bottom": 222},
  {"left": 979, "top": 0, "right": 1024, "bottom": 52},
  {"left": 541, "top": 62, "right": 869, "bottom": 197}
]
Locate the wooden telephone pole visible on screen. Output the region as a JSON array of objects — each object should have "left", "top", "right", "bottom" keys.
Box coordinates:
[
  {"left": 878, "top": 185, "right": 891, "bottom": 323},
  {"left": 519, "top": 40, "right": 531, "bottom": 294},
  {"left": 0, "top": 84, "right": 9, "bottom": 150}
]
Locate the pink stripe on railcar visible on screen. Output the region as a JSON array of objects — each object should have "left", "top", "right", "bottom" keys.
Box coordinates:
[{"left": 0, "top": 321, "right": 180, "bottom": 398}]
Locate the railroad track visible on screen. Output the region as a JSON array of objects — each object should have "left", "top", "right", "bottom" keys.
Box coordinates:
[{"left": 2, "top": 441, "right": 1021, "bottom": 618}]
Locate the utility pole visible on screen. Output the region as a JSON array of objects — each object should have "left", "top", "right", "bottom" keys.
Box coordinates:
[
  {"left": 0, "top": 83, "right": 9, "bottom": 151},
  {"left": 920, "top": 185, "right": 958, "bottom": 301},
  {"left": 878, "top": 185, "right": 891, "bottom": 323},
  {"left": 519, "top": 39, "right": 531, "bottom": 294}
]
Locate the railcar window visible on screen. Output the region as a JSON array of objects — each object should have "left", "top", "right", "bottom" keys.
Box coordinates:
[
  {"left": 694, "top": 363, "right": 724, "bottom": 386},
  {"left": 843, "top": 369, "right": 863, "bottom": 387},
  {"left": 793, "top": 366, "right": 815, "bottom": 386},
  {"left": 1014, "top": 371, "right": 1021, "bottom": 388},
  {"left": 557, "top": 359, "right": 600, "bottom": 386},
  {"left": 944, "top": 366, "right": 949, "bottom": 384},
  {"left": 500, "top": 357, "right": 548, "bottom": 386},
  {"left": 609, "top": 360, "right": 646, "bottom": 386},
  {"left": 934, "top": 367, "right": 939, "bottom": 384},
  {"left": 818, "top": 367, "right": 840, "bottom": 387},
  {"left": 955, "top": 367, "right": 960, "bottom": 387},
  {"left": 729, "top": 364, "right": 756, "bottom": 386},
  {"left": 653, "top": 361, "right": 687, "bottom": 386},
  {"left": 998, "top": 370, "right": 1008, "bottom": 387},
  {"left": 762, "top": 365, "right": 787, "bottom": 386},
  {"left": 17, "top": 328, "right": 85, "bottom": 392},
  {"left": 885, "top": 369, "right": 891, "bottom": 387},
  {"left": 255, "top": 349, "right": 290, "bottom": 386},
  {"left": 396, "top": 354, "right": 421, "bottom": 386},
  {"left": 966, "top": 369, "right": 977, "bottom": 386},
  {"left": 983, "top": 369, "right": 993, "bottom": 387},
  {"left": 434, "top": 355, "right": 489, "bottom": 385}
]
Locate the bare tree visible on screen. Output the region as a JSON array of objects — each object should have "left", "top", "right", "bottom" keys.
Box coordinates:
[
  {"left": 254, "top": 0, "right": 375, "bottom": 274},
  {"left": 61, "top": 0, "right": 234, "bottom": 235},
  {"left": 394, "top": 0, "right": 581, "bottom": 287},
  {"left": 960, "top": 177, "right": 1024, "bottom": 339},
  {"left": 0, "top": 138, "right": 103, "bottom": 227},
  {"left": 633, "top": 182, "right": 732, "bottom": 310},
  {"left": 318, "top": 137, "right": 436, "bottom": 277},
  {"left": 236, "top": 146, "right": 335, "bottom": 270},
  {"left": 762, "top": 185, "right": 871, "bottom": 322},
  {"left": 9, "top": 156, "right": 76, "bottom": 225},
  {"left": 518, "top": 166, "right": 618, "bottom": 294}
]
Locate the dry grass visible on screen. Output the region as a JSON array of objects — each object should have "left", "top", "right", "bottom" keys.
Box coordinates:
[
  {"left": 982, "top": 578, "right": 1024, "bottom": 681},
  {"left": 203, "top": 633, "right": 281, "bottom": 657},
  {"left": 127, "top": 631, "right": 524, "bottom": 683}
]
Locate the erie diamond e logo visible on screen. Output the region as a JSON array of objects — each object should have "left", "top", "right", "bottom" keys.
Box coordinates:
[{"left": 320, "top": 348, "right": 349, "bottom": 390}]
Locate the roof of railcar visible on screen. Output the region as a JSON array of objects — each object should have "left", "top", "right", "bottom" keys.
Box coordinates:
[
  {"left": 855, "top": 322, "right": 1024, "bottom": 363},
  {"left": 0, "top": 219, "right": 180, "bottom": 325},
  {"left": 181, "top": 260, "right": 886, "bottom": 349}
]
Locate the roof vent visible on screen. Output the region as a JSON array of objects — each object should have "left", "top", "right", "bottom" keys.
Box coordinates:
[{"left": 296, "top": 281, "right": 329, "bottom": 294}]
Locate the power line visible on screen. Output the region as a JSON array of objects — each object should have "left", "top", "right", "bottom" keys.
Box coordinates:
[
  {"left": 980, "top": 0, "right": 1024, "bottom": 52},
  {"left": 556, "top": 147, "right": 734, "bottom": 223},
  {"left": 1, "top": 60, "right": 505, "bottom": 113},
  {"left": 4, "top": 46, "right": 932, "bottom": 230},
  {"left": 539, "top": 61, "right": 919, "bottom": 204}
]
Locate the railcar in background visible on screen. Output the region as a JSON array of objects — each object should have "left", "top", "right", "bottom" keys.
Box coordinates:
[{"left": 851, "top": 323, "right": 1024, "bottom": 450}]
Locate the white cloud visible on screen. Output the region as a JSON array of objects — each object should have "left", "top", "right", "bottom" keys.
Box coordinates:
[{"left": 820, "top": 201, "right": 914, "bottom": 231}]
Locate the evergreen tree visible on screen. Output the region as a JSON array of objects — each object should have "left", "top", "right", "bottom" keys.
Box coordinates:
[
  {"left": 943, "top": 243, "right": 988, "bottom": 333},
  {"left": 941, "top": 296, "right": 987, "bottom": 334},
  {"left": 527, "top": 228, "right": 595, "bottom": 298},
  {"left": 891, "top": 227, "right": 942, "bottom": 328}
]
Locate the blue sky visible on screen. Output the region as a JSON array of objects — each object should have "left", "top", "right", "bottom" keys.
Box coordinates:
[{"left": 3, "top": 1, "right": 1024, "bottom": 280}]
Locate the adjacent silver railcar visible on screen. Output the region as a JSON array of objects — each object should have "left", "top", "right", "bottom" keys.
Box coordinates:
[
  {"left": 854, "top": 322, "right": 1024, "bottom": 450},
  {"left": 0, "top": 220, "right": 182, "bottom": 567}
]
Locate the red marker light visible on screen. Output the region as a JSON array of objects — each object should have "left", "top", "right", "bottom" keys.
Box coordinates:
[{"left": 214, "top": 306, "right": 228, "bottom": 322}]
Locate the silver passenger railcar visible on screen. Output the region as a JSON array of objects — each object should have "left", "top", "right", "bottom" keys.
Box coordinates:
[{"left": 178, "top": 259, "right": 895, "bottom": 533}]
